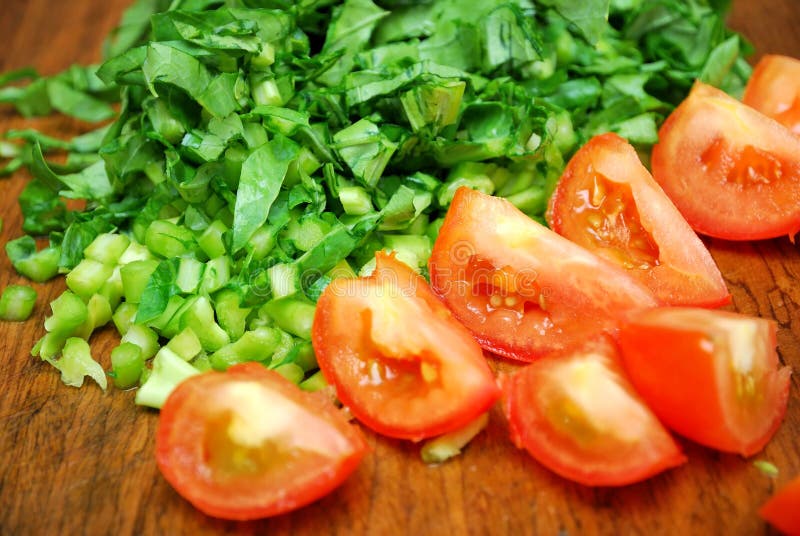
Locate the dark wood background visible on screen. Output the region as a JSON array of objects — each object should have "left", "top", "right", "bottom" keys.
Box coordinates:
[{"left": 1, "top": 1, "right": 799, "bottom": 534}]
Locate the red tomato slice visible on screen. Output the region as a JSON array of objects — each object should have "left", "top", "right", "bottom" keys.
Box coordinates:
[
  {"left": 617, "top": 307, "right": 791, "bottom": 456},
  {"left": 501, "top": 337, "right": 686, "bottom": 486},
  {"left": 428, "top": 186, "right": 659, "bottom": 362},
  {"left": 760, "top": 473, "right": 800, "bottom": 535},
  {"left": 156, "top": 363, "right": 368, "bottom": 520},
  {"left": 651, "top": 81, "right": 800, "bottom": 240},
  {"left": 312, "top": 251, "right": 500, "bottom": 442},
  {"left": 547, "top": 132, "right": 729, "bottom": 307},
  {"left": 743, "top": 54, "right": 800, "bottom": 135}
]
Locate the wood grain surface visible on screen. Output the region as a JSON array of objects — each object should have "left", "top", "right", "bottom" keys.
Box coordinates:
[{"left": 1, "top": 2, "right": 799, "bottom": 535}]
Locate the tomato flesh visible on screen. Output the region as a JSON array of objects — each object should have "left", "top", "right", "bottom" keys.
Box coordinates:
[
  {"left": 743, "top": 54, "right": 800, "bottom": 135},
  {"left": 502, "top": 337, "right": 686, "bottom": 486},
  {"left": 651, "top": 82, "right": 800, "bottom": 240},
  {"left": 548, "top": 133, "right": 729, "bottom": 307},
  {"left": 156, "top": 363, "right": 368, "bottom": 520},
  {"left": 617, "top": 307, "right": 791, "bottom": 456},
  {"left": 760, "top": 474, "right": 800, "bottom": 535},
  {"left": 429, "top": 186, "right": 659, "bottom": 361},
  {"left": 312, "top": 252, "right": 500, "bottom": 441}
]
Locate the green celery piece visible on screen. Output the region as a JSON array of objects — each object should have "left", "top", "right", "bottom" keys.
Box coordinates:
[
  {"left": 299, "top": 369, "right": 328, "bottom": 392},
  {"left": 65, "top": 259, "right": 115, "bottom": 300},
  {"left": 181, "top": 296, "right": 230, "bottom": 352},
  {"left": 160, "top": 295, "right": 199, "bottom": 340},
  {"left": 121, "top": 324, "right": 160, "bottom": 360},
  {"left": 83, "top": 233, "right": 131, "bottom": 265},
  {"left": 112, "top": 302, "right": 138, "bottom": 335},
  {"left": 176, "top": 257, "right": 204, "bottom": 294},
  {"left": 213, "top": 288, "right": 251, "bottom": 340},
  {"left": 74, "top": 293, "right": 113, "bottom": 340},
  {"left": 120, "top": 259, "right": 159, "bottom": 304},
  {"left": 261, "top": 296, "right": 315, "bottom": 339},
  {"left": 197, "top": 219, "right": 229, "bottom": 259},
  {"left": 282, "top": 215, "right": 332, "bottom": 252},
  {"left": 400, "top": 79, "right": 465, "bottom": 134},
  {"left": 5, "top": 235, "right": 60, "bottom": 283},
  {"left": 118, "top": 240, "right": 154, "bottom": 265},
  {"left": 146, "top": 294, "right": 185, "bottom": 332},
  {"left": 333, "top": 119, "right": 397, "bottom": 188},
  {"left": 199, "top": 256, "right": 231, "bottom": 295},
  {"left": 110, "top": 342, "right": 145, "bottom": 390},
  {"left": 421, "top": 412, "right": 489, "bottom": 464},
  {"left": 0, "top": 285, "right": 37, "bottom": 322},
  {"left": 249, "top": 106, "right": 311, "bottom": 137},
  {"left": 135, "top": 347, "right": 200, "bottom": 409},
  {"left": 232, "top": 135, "right": 300, "bottom": 252},
  {"left": 145, "top": 220, "right": 197, "bottom": 258},
  {"left": 165, "top": 327, "right": 203, "bottom": 361},
  {"left": 271, "top": 362, "right": 304, "bottom": 384},
  {"left": 58, "top": 219, "right": 115, "bottom": 272},
  {"left": 339, "top": 186, "right": 373, "bottom": 216},
  {"left": 43, "top": 291, "right": 88, "bottom": 336},
  {"left": 48, "top": 337, "right": 107, "bottom": 391},
  {"left": 383, "top": 234, "right": 432, "bottom": 270},
  {"left": 209, "top": 326, "right": 282, "bottom": 370},
  {"left": 267, "top": 263, "right": 301, "bottom": 299}
]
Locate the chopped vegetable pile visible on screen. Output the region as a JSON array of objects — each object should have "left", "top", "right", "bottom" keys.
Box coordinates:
[
  {"left": 6, "top": 0, "right": 790, "bottom": 524},
  {"left": 0, "top": 0, "right": 750, "bottom": 397}
]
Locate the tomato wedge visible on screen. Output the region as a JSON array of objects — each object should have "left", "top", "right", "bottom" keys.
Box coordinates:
[
  {"left": 743, "top": 54, "right": 800, "bottom": 135},
  {"left": 501, "top": 337, "right": 686, "bottom": 486},
  {"left": 547, "top": 132, "right": 729, "bottom": 307},
  {"left": 312, "top": 251, "right": 500, "bottom": 441},
  {"left": 428, "top": 186, "right": 659, "bottom": 362},
  {"left": 618, "top": 307, "right": 791, "bottom": 457},
  {"left": 760, "top": 473, "right": 800, "bottom": 535},
  {"left": 651, "top": 81, "right": 800, "bottom": 240},
  {"left": 155, "top": 363, "right": 368, "bottom": 520}
]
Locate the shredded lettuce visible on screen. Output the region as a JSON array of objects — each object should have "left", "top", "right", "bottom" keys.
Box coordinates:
[{"left": 0, "top": 0, "right": 751, "bottom": 392}]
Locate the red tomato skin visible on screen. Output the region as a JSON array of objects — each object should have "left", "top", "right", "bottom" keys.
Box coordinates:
[
  {"left": 617, "top": 308, "right": 791, "bottom": 457},
  {"left": 760, "top": 474, "right": 800, "bottom": 535},
  {"left": 547, "top": 132, "right": 729, "bottom": 308},
  {"left": 429, "top": 187, "right": 660, "bottom": 362},
  {"left": 501, "top": 338, "right": 686, "bottom": 487},
  {"left": 743, "top": 54, "right": 800, "bottom": 135},
  {"left": 156, "top": 363, "right": 368, "bottom": 521},
  {"left": 312, "top": 252, "right": 500, "bottom": 442},
  {"left": 651, "top": 81, "right": 800, "bottom": 240}
]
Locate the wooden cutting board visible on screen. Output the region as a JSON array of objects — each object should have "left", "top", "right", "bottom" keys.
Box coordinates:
[{"left": 1, "top": 1, "right": 799, "bottom": 534}]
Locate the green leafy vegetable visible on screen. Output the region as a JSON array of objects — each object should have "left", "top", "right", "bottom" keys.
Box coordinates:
[{"left": 0, "top": 0, "right": 751, "bottom": 393}]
